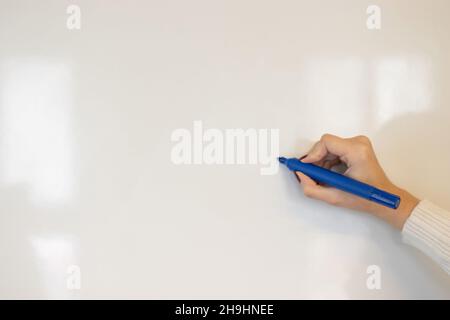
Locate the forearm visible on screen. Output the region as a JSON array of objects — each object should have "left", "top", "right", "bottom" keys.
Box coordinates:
[{"left": 401, "top": 200, "right": 450, "bottom": 275}]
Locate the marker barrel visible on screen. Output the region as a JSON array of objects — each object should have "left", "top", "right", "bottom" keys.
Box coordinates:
[{"left": 281, "top": 157, "right": 400, "bottom": 209}]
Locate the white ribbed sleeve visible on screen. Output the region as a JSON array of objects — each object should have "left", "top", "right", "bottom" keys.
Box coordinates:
[{"left": 402, "top": 200, "right": 450, "bottom": 275}]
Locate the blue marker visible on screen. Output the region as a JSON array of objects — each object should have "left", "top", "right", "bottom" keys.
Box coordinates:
[{"left": 278, "top": 157, "right": 400, "bottom": 209}]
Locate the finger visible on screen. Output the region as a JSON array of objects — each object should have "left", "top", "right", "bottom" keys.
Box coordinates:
[
  {"left": 323, "top": 160, "right": 333, "bottom": 170},
  {"left": 301, "top": 141, "right": 326, "bottom": 163},
  {"left": 303, "top": 184, "right": 344, "bottom": 206},
  {"left": 295, "top": 171, "right": 316, "bottom": 187},
  {"left": 302, "top": 134, "right": 351, "bottom": 164},
  {"left": 301, "top": 141, "right": 337, "bottom": 163},
  {"left": 314, "top": 159, "right": 326, "bottom": 167},
  {"left": 323, "top": 158, "right": 342, "bottom": 170},
  {"left": 329, "top": 158, "right": 342, "bottom": 167},
  {"left": 293, "top": 172, "right": 301, "bottom": 184},
  {"left": 298, "top": 154, "right": 326, "bottom": 168},
  {"left": 319, "top": 134, "right": 353, "bottom": 157},
  {"left": 295, "top": 172, "right": 344, "bottom": 206}
]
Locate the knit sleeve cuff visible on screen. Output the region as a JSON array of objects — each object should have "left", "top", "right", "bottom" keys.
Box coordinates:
[{"left": 402, "top": 199, "right": 450, "bottom": 274}]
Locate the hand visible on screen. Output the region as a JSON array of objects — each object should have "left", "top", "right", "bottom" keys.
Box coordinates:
[{"left": 296, "top": 134, "right": 419, "bottom": 229}]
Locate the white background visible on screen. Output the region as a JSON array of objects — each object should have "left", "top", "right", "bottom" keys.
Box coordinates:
[{"left": 0, "top": 0, "right": 449, "bottom": 299}]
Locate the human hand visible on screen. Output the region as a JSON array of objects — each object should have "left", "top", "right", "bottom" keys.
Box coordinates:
[{"left": 295, "top": 134, "right": 419, "bottom": 229}]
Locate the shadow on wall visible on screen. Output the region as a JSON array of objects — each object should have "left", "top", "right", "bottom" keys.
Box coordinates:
[
  {"left": 356, "top": 108, "right": 450, "bottom": 298},
  {"left": 286, "top": 55, "right": 450, "bottom": 297}
]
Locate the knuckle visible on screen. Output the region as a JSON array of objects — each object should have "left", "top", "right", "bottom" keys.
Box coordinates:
[
  {"left": 357, "top": 142, "right": 369, "bottom": 151},
  {"left": 321, "top": 133, "right": 332, "bottom": 141},
  {"left": 354, "top": 140, "right": 372, "bottom": 157},
  {"left": 355, "top": 135, "right": 371, "bottom": 145}
]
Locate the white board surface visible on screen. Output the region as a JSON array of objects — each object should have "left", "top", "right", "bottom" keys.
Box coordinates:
[{"left": 0, "top": 0, "right": 449, "bottom": 299}]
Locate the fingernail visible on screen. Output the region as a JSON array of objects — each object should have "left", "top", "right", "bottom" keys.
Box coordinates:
[
  {"left": 294, "top": 173, "right": 301, "bottom": 183},
  {"left": 299, "top": 154, "right": 307, "bottom": 162}
]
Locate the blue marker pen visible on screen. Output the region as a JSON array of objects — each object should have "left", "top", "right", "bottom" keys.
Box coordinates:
[{"left": 278, "top": 157, "right": 400, "bottom": 209}]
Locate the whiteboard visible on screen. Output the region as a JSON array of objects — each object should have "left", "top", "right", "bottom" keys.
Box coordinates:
[{"left": 0, "top": 0, "right": 449, "bottom": 299}]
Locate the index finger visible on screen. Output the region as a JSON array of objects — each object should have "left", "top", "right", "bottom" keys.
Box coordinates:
[{"left": 301, "top": 134, "right": 351, "bottom": 163}]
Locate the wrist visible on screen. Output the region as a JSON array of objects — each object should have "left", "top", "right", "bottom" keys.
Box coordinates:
[{"left": 381, "top": 188, "right": 420, "bottom": 229}]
